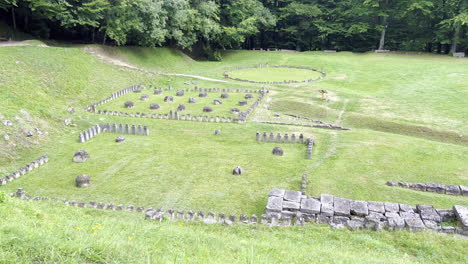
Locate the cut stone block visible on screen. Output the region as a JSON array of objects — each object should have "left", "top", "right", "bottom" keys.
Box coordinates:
[
  {"left": 282, "top": 201, "right": 300, "bottom": 210},
  {"left": 400, "top": 212, "right": 421, "bottom": 220},
  {"left": 347, "top": 218, "right": 365, "bottom": 230},
  {"left": 399, "top": 204, "right": 415, "bottom": 213},
  {"left": 269, "top": 189, "right": 285, "bottom": 197},
  {"left": 266, "top": 196, "right": 283, "bottom": 213},
  {"left": 420, "top": 209, "right": 441, "bottom": 223},
  {"left": 436, "top": 209, "right": 455, "bottom": 222},
  {"left": 405, "top": 218, "right": 425, "bottom": 232},
  {"left": 368, "top": 201, "right": 385, "bottom": 213},
  {"left": 445, "top": 185, "right": 461, "bottom": 195},
  {"left": 320, "top": 194, "right": 334, "bottom": 216},
  {"left": 350, "top": 200, "right": 368, "bottom": 216},
  {"left": 334, "top": 197, "right": 351, "bottom": 216},
  {"left": 284, "top": 190, "right": 302, "bottom": 203},
  {"left": 300, "top": 197, "right": 321, "bottom": 214},
  {"left": 460, "top": 185, "right": 468, "bottom": 196},
  {"left": 423, "top": 220, "right": 440, "bottom": 230},
  {"left": 425, "top": 183, "right": 445, "bottom": 193},
  {"left": 384, "top": 202, "right": 399, "bottom": 213},
  {"left": 453, "top": 205, "right": 468, "bottom": 229}
]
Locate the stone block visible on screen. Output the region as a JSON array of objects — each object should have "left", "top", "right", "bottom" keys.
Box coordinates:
[
  {"left": 384, "top": 202, "right": 399, "bottom": 213},
  {"left": 436, "top": 209, "right": 455, "bottom": 222},
  {"left": 368, "top": 201, "right": 385, "bottom": 213},
  {"left": 284, "top": 190, "right": 301, "bottom": 203},
  {"left": 268, "top": 189, "right": 285, "bottom": 197},
  {"left": 423, "top": 220, "right": 440, "bottom": 230},
  {"left": 386, "top": 215, "right": 405, "bottom": 230},
  {"left": 409, "top": 183, "right": 426, "bottom": 191},
  {"left": 399, "top": 204, "right": 414, "bottom": 213},
  {"left": 300, "top": 197, "right": 321, "bottom": 214},
  {"left": 400, "top": 212, "right": 420, "bottom": 220},
  {"left": 460, "top": 185, "right": 468, "bottom": 196},
  {"left": 453, "top": 205, "right": 468, "bottom": 229},
  {"left": 405, "top": 218, "right": 425, "bottom": 232},
  {"left": 420, "top": 209, "right": 441, "bottom": 223},
  {"left": 350, "top": 200, "right": 368, "bottom": 216},
  {"left": 347, "top": 218, "right": 365, "bottom": 230},
  {"left": 426, "top": 183, "right": 445, "bottom": 193},
  {"left": 317, "top": 213, "right": 331, "bottom": 224},
  {"left": 416, "top": 204, "right": 433, "bottom": 213},
  {"left": 282, "top": 201, "right": 300, "bottom": 210},
  {"left": 333, "top": 197, "right": 351, "bottom": 216},
  {"left": 320, "top": 194, "right": 334, "bottom": 216},
  {"left": 445, "top": 185, "right": 461, "bottom": 195},
  {"left": 266, "top": 196, "right": 283, "bottom": 213}
]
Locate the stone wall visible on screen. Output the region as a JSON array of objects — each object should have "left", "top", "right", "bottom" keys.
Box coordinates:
[
  {"left": 11, "top": 188, "right": 468, "bottom": 235},
  {"left": 256, "top": 121, "right": 349, "bottom": 130},
  {"left": 223, "top": 65, "right": 326, "bottom": 84},
  {"left": 0, "top": 155, "right": 48, "bottom": 186},
  {"left": 265, "top": 189, "right": 468, "bottom": 235},
  {"left": 255, "top": 132, "right": 315, "bottom": 159},
  {"left": 283, "top": 113, "right": 350, "bottom": 130},
  {"left": 386, "top": 181, "right": 468, "bottom": 196},
  {"left": 86, "top": 84, "right": 145, "bottom": 112},
  {"left": 78, "top": 123, "right": 149, "bottom": 143}
]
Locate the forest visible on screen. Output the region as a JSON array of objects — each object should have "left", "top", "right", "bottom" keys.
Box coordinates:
[{"left": 1, "top": 0, "right": 467, "bottom": 57}]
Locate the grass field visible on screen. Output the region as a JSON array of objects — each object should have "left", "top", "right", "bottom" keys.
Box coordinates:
[
  {"left": 226, "top": 66, "right": 324, "bottom": 82},
  {"left": 0, "top": 35, "right": 468, "bottom": 262}
]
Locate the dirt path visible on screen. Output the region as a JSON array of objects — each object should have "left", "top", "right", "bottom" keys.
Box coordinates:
[{"left": 162, "top": 73, "right": 228, "bottom": 83}]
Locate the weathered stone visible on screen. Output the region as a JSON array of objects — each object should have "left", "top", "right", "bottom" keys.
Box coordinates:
[
  {"left": 399, "top": 204, "right": 414, "bottom": 213},
  {"left": 221, "top": 93, "right": 229, "bottom": 98},
  {"left": 386, "top": 181, "right": 398, "bottom": 186},
  {"left": 150, "top": 103, "right": 160, "bottom": 110},
  {"left": 405, "top": 218, "right": 425, "bottom": 232},
  {"left": 284, "top": 190, "right": 301, "bottom": 203},
  {"left": 164, "top": 96, "right": 174, "bottom": 102},
  {"left": 176, "top": 91, "right": 185, "bottom": 96},
  {"left": 214, "top": 129, "right": 221, "bottom": 135},
  {"left": 188, "top": 97, "right": 197, "bottom": 103},
  {"left": 140, "top": 94, "right": 149, "bottom": 101},
  {"left": 409, "top": 182, "right": 426, "bottom": 191},
  {"left": 426, "top": 182, "right": 445, "bottom": 193},
  {"left": 320, "top": 194, "right": 334, "bottom": 216},
  {"left": 238, "top": 100, "right": 247, "bottom": 106},
  {"left": 203, "top": 106, "right": 213, "bottom": 113},
  {"left": 347, "top": 218, "right": 365, "bottom": 230},
  {"left": 300, "top": 197, "right": 321, "bottom": 214},
  {"left": 75, "top": 174, "right": 90, "bottom": 188},
  {"left": 213, "top": 99, "right": 223, "bottom": 105},
  {"left": 72, "top": 150, "right": 89, "bottom": 163},
  {"left": 436, "top": 209, "right": 455, "bottom": 222},
  {"left": 232, "top": 166, "right": 243, "bottom": 175},
  {"left": 245, "top": 94, "right": 253, "bottom": 99},
  {"left": 283, "top": 201, "right": 300, "bottom": 210},
  {"left": 445, "top": 185, "right": 461, "bottom": 195},
  {"left": 350, "top": 200, "right": 368, "bottom": 216},
  {"left": 386, "top": 214, "right": 405, "bottom": 230},
  {"left": 364, "top": 216, "right": 386, "bottom": 231},
  {"left": 154, "top": 89, "right": 162, "bottom": 95},
  {"left": 423, "top": 220, "right": 440, "bottom": 230},
  {"left": 199, "top": 92, "right": 207, "bottom": 98},
  {"left": 398, "top": 182, "right": 410, "bottom": 188},
  {"left": 317, "top": 213, "right": 331, "bottom": 224},
  {"left": 453, "top": 205, "right": 468, "bottom": 229},
  {"left": 368, "top": 201, "right": 385, "bottom": 213},
  {"left": 384, "top": 202, "right": 399, "bottom": 213},
  {"left": 268, "top": 189, "right": 285, "bottom": 197},
  {"left": 400, "top": 211, "right": 420, "bottom": 220},
  {"left": 416, "top": 204, "right": 433, "bottom": 212},
  {"left": 420, "top": 209, "right": 441, "bottom": 223},
  {"left": 177, "top": 104, "right": 186, "bottom": 112},
  {"left": 115, "top": 136, "right": 125, "bottom": 143},
  {"left": 64, "top": 118, "right": 72, "bottom": 126},
  {"left": 272, "top": 147, "right": 284, "bottom": 156},
  {"left": 124, "top": 101, "right": 134, "bottom": 108},
  {"left": 460, "top": 185, "right": 468, "bottom": 196},
  {"left": 230, "top": 108, "right": 240, "bottom": 114},
  {"left": 334, "top": 198, "right": 351, "bottom": 216}
]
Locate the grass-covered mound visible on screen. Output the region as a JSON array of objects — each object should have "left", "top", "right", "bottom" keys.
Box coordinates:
[
  {"left": 1, "top": 196, "right": 467, "bottom": 264},
  {"left": 225, "top": 66, "right": 324, "bottom": 82}
]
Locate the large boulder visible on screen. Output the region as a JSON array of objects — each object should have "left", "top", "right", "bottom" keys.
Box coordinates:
[
  {"left": 72, "top": 150, "right": 89, "bottom": 163},
  {"left": 75, "top": 174, "right": 90, "bottom": 188},
  {"left": 203, "top": 106, "right": 213, "bottom": 113}
]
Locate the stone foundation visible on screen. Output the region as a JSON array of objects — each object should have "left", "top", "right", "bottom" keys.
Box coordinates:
[
  {"left": 0, "top": 155, "right": 48, "bottom": 186},
  {"left": 78, "top": 123, "right": 149, "bottom": 143},
  {"left": 386, "top": 181, "right": 468, "bottom": 196}
]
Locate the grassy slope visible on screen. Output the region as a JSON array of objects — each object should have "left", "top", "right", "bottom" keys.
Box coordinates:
[{"left": 1, "top": 198, "right": 468, "bottom": 264}]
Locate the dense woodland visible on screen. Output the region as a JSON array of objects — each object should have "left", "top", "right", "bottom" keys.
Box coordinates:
[{"left": 1, "top": 0, "right": 467, "bottom": 57}]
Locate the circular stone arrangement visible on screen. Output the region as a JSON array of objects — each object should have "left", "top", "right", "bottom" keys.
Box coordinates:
[{"left": 223, "top": 64, "right": 325, "bottom": 84}]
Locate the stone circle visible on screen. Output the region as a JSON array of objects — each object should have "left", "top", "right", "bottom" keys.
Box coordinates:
[
  {"left": 73, "top": 150, "right": 89, "bottom": 163},
  {"left": 223, "top": 65, "right": 325, "bottom": 84},
  {"left": 75, "top": 174, "right": 91, "bottom": 188}
]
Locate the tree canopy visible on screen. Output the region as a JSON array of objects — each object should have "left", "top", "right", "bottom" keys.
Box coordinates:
[{"left": 0, "top": 0, "right": 466, "bottom": 56}]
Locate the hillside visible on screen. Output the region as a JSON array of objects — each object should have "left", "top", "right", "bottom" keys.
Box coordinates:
[{"left": 0, "top": 38, "right": 467, "bottom": 263}]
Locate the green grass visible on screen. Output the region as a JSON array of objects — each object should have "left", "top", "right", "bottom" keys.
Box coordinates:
[
  {"left": 1, "top": 38, "right": 468, "bottom": 263},
  {"left": 227, "top": 66, "right": 323, "bottom": 82},
  {"left": 1, "top": 197, "right": 468, "bottom": 264},
  {"left": 99, "top": 90, "right": 258, "bottom": 118}
]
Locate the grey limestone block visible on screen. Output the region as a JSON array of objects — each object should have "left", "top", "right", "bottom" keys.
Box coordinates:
[
  {"left": 347, "top": 218, "right": 365, "bottom": 230},
  {"left": 420, "top": 209, "right": 441, "bottom": 223},
  {"left": 266, "top": 196, "right": 283, "bottom": 213},
  {"left": 350, "top": 200, "right": 368, "bottom": 217},
  {"left": 282, "top": 201, "right": 300, "bottom": 210},
  {"left": 268, "top": 189, "right": 285, "bottom": 197},
  {"left": 423, "top": 220, "right": 440, "bottom": 230},
  {"left": 317, "top": 214, "right": 332, "bottom": 224},
  {"left": 284, "top": 190, "right": 301, "bottom": 203},
  {"left": 460, "top": 185, "right": 468, "bottom": 196},
  {"left": 300, "top": 197, "right": 321, "bottom": 214},
  {"left": 436, "top": 209, "right": 455, "bottom": 222},
  {"left": 453, "top": 205, "right": 468, "bottom": 229},
  {"left": 416, "top": 204, "right": 433, "bottom": 213},
  {"left": 399, "top": 204, "right": 415, "bottom": 213},
  {"left": 368, "top": 201, "right": 385, "bottom": 213},
  {"left": 445, "top": 185, "right": 461, "bottom": 195},
  {"left": 320, "top": 194, "right": 334, "bottom": 216},
  {"left": 384, "top": 202, "right": 399, "bottom": 213},
  {"left": 426, "top": 183, "right": 445, "bottom": 193},
  {"left": 405, "top": 218, "right": 425, "bottom": 232},
  {"left": 400, "top": 211, "right": 420, "bottom": 220},
  {"left": 333, "top": 197, "right": 351, "bottom": 216}
]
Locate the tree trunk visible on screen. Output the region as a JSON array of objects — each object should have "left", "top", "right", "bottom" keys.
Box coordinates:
[
  {"left": 451, "top": 26, "right": 460, "bottom": 53},
  {"left": 102, "top": 32, "right": 107, "bottom": 45},
  {"left": 11, "top": 7, "right": 16, "bottom": 30},
  {"left": 91, "top": 27, "right": 95, "bottom": 43},
  {"left": 378, "top": 17, "right": 387, "bottom": 50},
  {"left": 24, "top": 14, "right": 29, "bottom": 31},
  {"left": 437, "top": 43, "right": 442, "bottom": 54}
]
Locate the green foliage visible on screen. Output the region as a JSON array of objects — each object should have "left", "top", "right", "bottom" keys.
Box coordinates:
[{"left": 0, "top": 192, "right": 7, "bottom": 203}]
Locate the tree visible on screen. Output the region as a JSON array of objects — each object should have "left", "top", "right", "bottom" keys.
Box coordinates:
[{"left": 0, "top": 0, "right": 17, "bottom": 30}]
